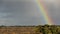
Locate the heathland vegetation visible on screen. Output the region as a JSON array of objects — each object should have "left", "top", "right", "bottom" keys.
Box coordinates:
[
  {"left": 34, "top": 24, "right": 60, "bottom": 34},
  {"left": 0, "top": 24, "right": 60, "bottom": 34}
]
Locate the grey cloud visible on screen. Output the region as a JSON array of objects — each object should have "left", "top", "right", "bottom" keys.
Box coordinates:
[
  {"left": 0, "top": 0, "right": 60, "bottom": 25},
  {"left": 44, "top": 0, "right": 60, "bottom": 25},
  {"left": 0, "top": 0, "right": 43, "bottom": 26}
]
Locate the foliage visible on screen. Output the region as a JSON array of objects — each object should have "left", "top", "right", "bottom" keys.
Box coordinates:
[{"left": 34, "top": 24, "right": 60, "bottom": 34}]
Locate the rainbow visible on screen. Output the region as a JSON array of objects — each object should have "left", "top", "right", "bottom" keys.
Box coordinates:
[{"left": 36, "top": 0, "right": 53, "bottom": 25}]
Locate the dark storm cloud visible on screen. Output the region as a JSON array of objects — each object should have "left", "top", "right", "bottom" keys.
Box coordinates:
[
  {"left": 0, "top": 0, "right": 43, "bottom": 26},
  {"left": 0, "top": 0, "right": 60, "bottom": 25}
]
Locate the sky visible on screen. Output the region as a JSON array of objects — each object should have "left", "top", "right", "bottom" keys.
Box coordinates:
[{"left": 0, "top": 0, "right": 60, "bottom": 26}]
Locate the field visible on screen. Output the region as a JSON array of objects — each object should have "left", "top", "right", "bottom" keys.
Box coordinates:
[
  {"left": 0, "top": 26, "right": 35, "bottom": 34},
  {"left": 0, "top": 25, "right": 60, "bottom": 34}
]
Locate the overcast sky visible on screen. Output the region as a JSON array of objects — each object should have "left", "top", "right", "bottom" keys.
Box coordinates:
[{"left": 0, "top": 0, "right": 60, "bottom": 26}]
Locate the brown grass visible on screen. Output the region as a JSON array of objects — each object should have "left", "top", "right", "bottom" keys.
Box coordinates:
[{"left": 0, "top": 26, "right": 35, "bottom": 34}]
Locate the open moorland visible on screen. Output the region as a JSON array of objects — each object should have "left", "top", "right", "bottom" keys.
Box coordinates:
[{"left": 0, "top": 24, "right": 60, "bottom": 34}]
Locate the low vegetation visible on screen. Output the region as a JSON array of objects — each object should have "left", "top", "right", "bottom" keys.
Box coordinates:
[
  {"left": 0, "top": 24, "right": 60, "bottom": 34},
  {"left": 34, "top": 24, "right": 60, "bottom": 34}
]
